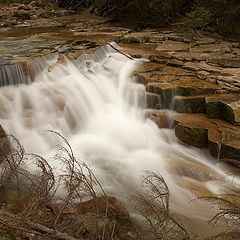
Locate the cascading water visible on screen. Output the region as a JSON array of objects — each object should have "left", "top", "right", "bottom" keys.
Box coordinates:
[{"left": 0, "top": 44, "right": 236, "bottom": 238}]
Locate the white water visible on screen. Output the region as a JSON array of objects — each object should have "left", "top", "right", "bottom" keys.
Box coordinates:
[{"left": 0, "top": 45, "right": 235, "bottom": 237}]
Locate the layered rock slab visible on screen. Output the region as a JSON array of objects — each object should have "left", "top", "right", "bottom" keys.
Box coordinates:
[
  {"left": 175, "top": 114, "right": 240, "bottom": 161},
  {"left": 206, "top": 93, "right": 240, "bottom": 125},
  {"left": 147, "top": 76, "right": 220, "bottom": 108}
]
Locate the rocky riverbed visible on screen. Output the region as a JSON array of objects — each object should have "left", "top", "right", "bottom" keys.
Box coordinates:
[
  {"left": 1, "top": 1, "right": 240, "bottom": 164},
  {"left": 0, "top": 3, "right": 240, "bottom": 239}
]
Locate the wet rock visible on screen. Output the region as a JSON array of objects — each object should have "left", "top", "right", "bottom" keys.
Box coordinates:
[
  {"left": 208, "top": 124, "right": 240, "bottom": 161},
  {"left": 175, "top": 122, "right": 209, "bottom": 148},
  {"left": 175, "top": 114, "right": 240, "bottom": 161},
  {"left": 173, "top": 95, "right": 206, "bottom": 113},
  {"left": 174, "top": 114, "right": 214, "bottom": 148},
  {"left": 222, "top": 101, "right": 240, "bottom": 125},
  {"left": 146, "top": 92, "right": 162, "bottom": 109},
  {"left": 147, "top": 77, "right": 219, "bottom": 108},
  {"left": 205, "top": 94, "right": 240, "bottom": 125},
  {"left": 148, "top": 109, "right": 175, "bottom": 128}
]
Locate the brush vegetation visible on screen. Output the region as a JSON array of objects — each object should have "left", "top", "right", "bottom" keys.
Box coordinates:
[
  {"left": 0, "top": 133, "right": 239, "bottom": 239},
  {"left": 1, "top": 0, "right": 240, "bottom": 40}
]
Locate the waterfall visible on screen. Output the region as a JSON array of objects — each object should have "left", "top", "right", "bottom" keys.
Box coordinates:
[
  {"left": 0, "top": 53, "right": 59, "bottom": 86},
  {"left": 0, "top": 43, "right": 234, "bottom": 237}
]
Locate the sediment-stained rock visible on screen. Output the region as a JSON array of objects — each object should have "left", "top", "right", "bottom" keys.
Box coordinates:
[
  {"left": 175, "top": 122, "right": 209, "bottom": 148},
  {"left": 146, "top": 77, "right": 219, "bottom": 108},
  {"left": 205, "top": 94, "right": 240, "bottom": 125},
  {"left": 147, "top": 109, "right": 175, "bottom": 128},
  {"left": 173, "top": 95, "right": 206, "bottom": 113},
  {"left": 175, "top": 114, "right": 240, "bottom": 161},
  {"left": 146, "top": 92, "right": 162, "bottom": 109}
]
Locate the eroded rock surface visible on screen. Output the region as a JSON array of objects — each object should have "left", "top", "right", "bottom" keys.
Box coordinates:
[
  {"left": 175, "top": 114, "right": 240, "bottom": 161},
  {"left": 1, "top": 8, "right": 240, "bottom": 162}
]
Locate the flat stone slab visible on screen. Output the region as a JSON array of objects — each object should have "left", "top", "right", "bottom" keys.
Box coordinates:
[
  {"left": 207, "top": 57, "right": 240, "bottom": 68},
  {"left": 175, "top": 114, "right": 240, "bottom": 161}
]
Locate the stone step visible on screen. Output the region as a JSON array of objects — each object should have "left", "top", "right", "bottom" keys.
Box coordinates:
[
  {"left": 174, "top": 114, "right": 240, "bottom": 161},
  {"left": 146, "top": 92, "right": 162, "bottom": 109},
  {"left": 147, "top": 77, "right": 219, "bottom": 108},
  {"left": 205, "top": 93, "right": 240, "bottom": 125},
  {"left": 147, "top": 109, "right": 176, "bottom": 129},
  {"left": 173, "top": 95, "right": 206, "bottom": 113}
]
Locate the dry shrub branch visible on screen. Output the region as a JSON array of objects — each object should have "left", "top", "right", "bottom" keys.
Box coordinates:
[
  {"left": 0, "top": 133, "right": 118, "bottom": 240},
  {"left": 130, "top": 171, "right": 193, "bottom": 240}
]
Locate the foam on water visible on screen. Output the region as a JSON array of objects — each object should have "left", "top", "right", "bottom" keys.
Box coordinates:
[{"left": 0, "top": 44, "right": 236, "bottom": 237}]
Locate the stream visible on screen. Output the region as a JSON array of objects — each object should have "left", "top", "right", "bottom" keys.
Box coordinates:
[{"left": 0, "top": 42, "right": 238, "bottom": 238}]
